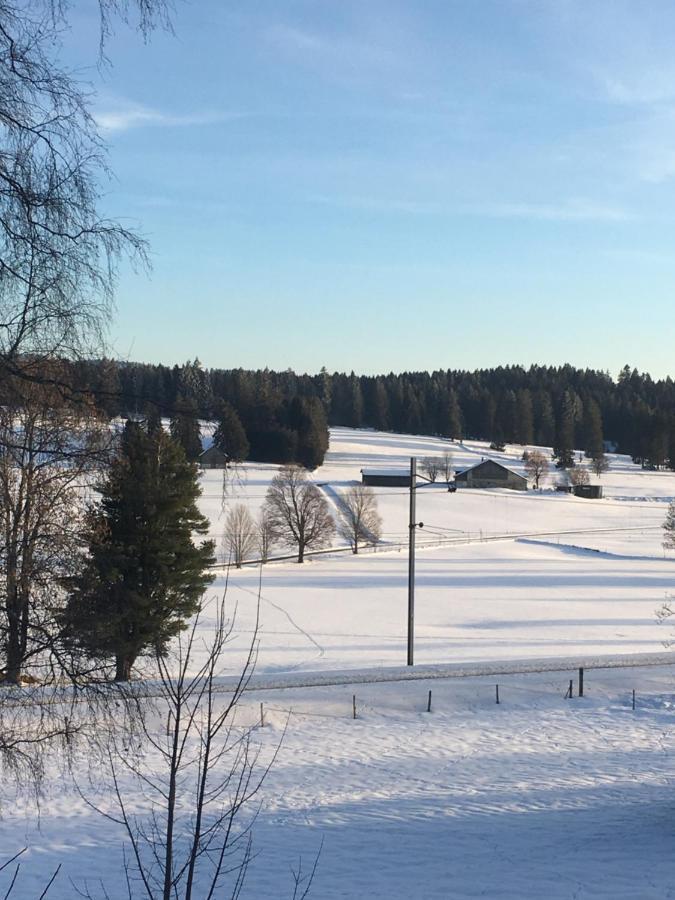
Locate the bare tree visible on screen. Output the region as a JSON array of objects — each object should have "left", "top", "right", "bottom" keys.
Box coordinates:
[
  {"left": 569, "top": 466, "right": 590, "bottom": 487},
  {"left": 663, "top": 501, "right": 675, "bottom": 554},
  {"left": 263, "top": 466, "right": 335, "bottom": 563},
  {"left": 224, "top": 504, "right": 256, "bottom": 568},
  {"left": 336, "top": 484, "right": 382, "bottom": 554},
  {"left": 0, "top": 380, "right": 107, "bottom": 684},
  {"left": 420, "top": 457, "right": 440, "bottom": 483},
  {"left": 79, "top": 597, "right": 318, "bottom": 900},
  {"left": 524, "top": 450, "right": 549, "bottom": 489},
  {"left": 0, "top": 6, "right": 153, "bottom": 398},
  {"left": 439, "top": 451, "right": 454, "bottom": 489},
  {"left": 256, "top": 509, "right": 276, "bottom": 562},
  {"left": 591, "top": 454, "right": 610, "bottom": 477}
]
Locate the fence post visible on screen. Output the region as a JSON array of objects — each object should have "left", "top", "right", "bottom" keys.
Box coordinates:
[
  {"left": 632, "top": 689, "right": 636, "bottom": 711},
  {"left": 427, "top": 689, "right": 432, "bottom": 712},
  {"left": 353, "top": 694, "right": 357, "bottom": 720},
  {"left": 578, "top": 667, "right": 584, "bottom": 698},
  {"left": 260, "top": 702, "right": 264, "bottom": 727},
  {"left": 495, "top": 684, "right": 500, "bottom": 705}
]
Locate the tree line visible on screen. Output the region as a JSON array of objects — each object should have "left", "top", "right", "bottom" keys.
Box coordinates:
[{"left": 69, "top": 358, "right": 675, "bottom": 469}]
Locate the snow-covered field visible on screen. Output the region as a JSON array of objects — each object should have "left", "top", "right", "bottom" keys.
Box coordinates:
[
  {"left": 4, "top": 667, "right": 675, "bottom": 899},
  {"left": 200, "top": 427, "right": 674, "bottom": 673},
  {"left": 3, "top": 427, "right": 675, "bottom": 898}
]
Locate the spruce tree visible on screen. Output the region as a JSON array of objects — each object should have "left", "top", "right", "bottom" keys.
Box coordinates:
[
  {"left": 554, "top": 391, "right": 576, "bottom": 468},
  {"left": 65, "top": 420, "right": 215, "bottom": 681},
  {"left": 446, "top": 388, "right": 463, "bottom": 440},
  {"left": 289, "top": 396, "right": 329, "bottom": 469},
  {"left": 583, "top": 398, "right": 604, "bottom": 460},
  {"left": 213, "top": 401, "right": 249, "bottom": 462},
  {"left": 515, "top": 389, "right": 534, "bottom": 445},
  {"left": 170, "top": 396, "right": 202, "bottom": 461}
]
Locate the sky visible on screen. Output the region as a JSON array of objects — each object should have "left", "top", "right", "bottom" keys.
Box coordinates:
[{"left": 62, "top": 0, "right": 675, "bottom": 379}]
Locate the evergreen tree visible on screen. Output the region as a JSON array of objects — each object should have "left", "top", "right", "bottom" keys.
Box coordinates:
[
  {"left": 445, "top": 388, "right": 463, "bottom": 440},
  {"left": 515, "top": 389, "right": 534, "bottom": 445},
  {"left": 65, "top": 421, "right": 215, "bottom": 681},
  {"left": 534, "top": 390, "right": 555, "bottom": 447},
  {"left": 144, "top": 402, "right": 163, "bottom": 436},
  {"left": 497, "top": 390, "right": 518, "bottom": 443},
  {"left": 348, "top": 373, "right": 364, "bottom": 427},
  {"left": 318, "top": 366, "right": 332, "bottom": 414},
  {"left": 583, "top": 398, "right": 604, "bottom": 460},
  {"left": 289, "top": 396, "right": 329, "bottom": 469},
  {"left": 554, "top": 391, "right": 576, "bottom": 468},
  {"left": 170, "top": 396, "right": 202, "bottom": 461},
  {"left": 213, "top": 401, "right": 249, "bottom": 462},
  {"left": 368, "top": 377, "right": 390, "bottom": 431}
]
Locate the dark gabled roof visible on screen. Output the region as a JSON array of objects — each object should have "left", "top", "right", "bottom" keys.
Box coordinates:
[
  {"left": 199, "top": 445, "right": 228, "bottom": 459},
  {"left": 455, "top": 458, "right": 527, "bottom": 481}
]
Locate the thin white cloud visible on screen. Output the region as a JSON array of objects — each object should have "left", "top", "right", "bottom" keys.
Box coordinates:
[
  {"left": 263, "top": 17, "right": 409, "bottom": 79},
  {"left": 94, "top": 99, "right": 237, "bottom": 133},
  {"left": 472, "top": 200, "right": 632, "bottom": 223},
  {"left": 308, "top": 194, "right": 631, "bottom": 223},
  {"left": 308, "top": 193, "right": 441, "bottom": 215}
]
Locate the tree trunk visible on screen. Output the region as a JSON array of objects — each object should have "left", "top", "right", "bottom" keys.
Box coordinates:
[
  {"left": 115, "top": 654, "right": 133, "bottom": 682},
  {"left": 4, "top": 640, "right": 22, "bottom": 685},
  {"left": 4, "top": 573, "right": 23, "bottom": 684},
  {"left": 297, "top": 543, "right": 304, "bottom": 563}
]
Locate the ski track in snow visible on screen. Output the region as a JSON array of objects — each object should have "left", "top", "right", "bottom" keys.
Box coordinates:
[{"left": 231, "top": 580, "right": 326, "bottom": 668}]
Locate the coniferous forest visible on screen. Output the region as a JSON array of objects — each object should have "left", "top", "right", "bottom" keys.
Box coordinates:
[{"left": 68, "top": 359, "right": 675, "bottom": 471}]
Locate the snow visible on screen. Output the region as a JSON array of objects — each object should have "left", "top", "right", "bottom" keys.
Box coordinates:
[
  {"left": 195, "top": 428, "right": 673, "bottom": 674},
  {"left": 3, "top": 668, "right": 675, "bottom": 898},
  {"left": 3, "top": 427, "right": 675, "bottom": 898}
]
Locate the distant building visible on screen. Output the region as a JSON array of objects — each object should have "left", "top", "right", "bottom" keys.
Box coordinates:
[
  {"left": 573, "top": 484, "right": 603, "bottom": 499},
  {"left": 361, "top": 468, "right": 412, "bottom": 488},
  {"left": 199, "top": 446, "right": 228, "bottom": 469},
  {"left": 454, "top": 459, "right": 527, "bottom": 491}
]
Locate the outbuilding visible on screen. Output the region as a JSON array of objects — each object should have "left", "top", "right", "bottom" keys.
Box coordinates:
[
  {"left": 573, "top": 484, "right": 603, "bottom": 499},
  {"left": 361, "top": 468, "right": 412, "bottom": 488},
  {"left": 454, "top": 458, "right": 527, "bottom": 491},
  {"left": 199, "top": 445, "right": 228, "bottom": 469}
]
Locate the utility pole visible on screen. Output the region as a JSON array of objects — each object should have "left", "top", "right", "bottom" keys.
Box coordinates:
[
  {"left": 407, "top": 456, "right": 430, "bottom": 666},
  {"left": 407, "top": 456, "right": 416, "bottom": 666}
]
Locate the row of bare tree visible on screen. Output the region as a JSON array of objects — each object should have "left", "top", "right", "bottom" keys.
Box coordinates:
[{"left": 224, "top": 466, "right": 383, "bottom": 566}]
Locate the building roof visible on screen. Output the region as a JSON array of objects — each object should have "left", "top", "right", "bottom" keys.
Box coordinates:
[
  {"left": 361, "top": 468, "right": 410, "bottom": 477},
  {"left": 199, "top": 445, "right": 228, "bottom": 459},
  {"left": 454, "top": 458, "right": 527, "bottom": 481}
]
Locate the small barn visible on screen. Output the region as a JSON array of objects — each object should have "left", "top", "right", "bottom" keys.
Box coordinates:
[
  {"left": 454, "top": 459, "right": 527, "bottom": 491},
  {"left": 573, "top": 484, "right": 603, "bottom": 499},
  {"left": 361, "top": 468, "right": 412, "bottom": 488},
  {"left": 199, "top": 446, "right": 228, "bottom": 469}
]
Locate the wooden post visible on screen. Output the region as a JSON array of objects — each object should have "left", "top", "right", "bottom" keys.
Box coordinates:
[
  {"left": 578, "top": 667, "right": 584, "bottom": 698},
  {"left": 632, "top": 689, "right": 636, "bottom": 711},
  {"left": 427, "top": 689, "right": 432, "bottom": 713},
  {"left": 567, "top": 679, "right": 573, "bottom": 699},
  {"left": 352, "top": 694, "right": 356, "bottom": 720},
  {"left": 260, "top": 702, "right": 264, "bottom": 727},
  {"left": 495, "top": 684, "right": 500, "bottom": 705}
]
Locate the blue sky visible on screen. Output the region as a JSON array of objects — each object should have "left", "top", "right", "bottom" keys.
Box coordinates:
[{"left": 64, "top": 1, "right": 675, "bottom": 377}]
